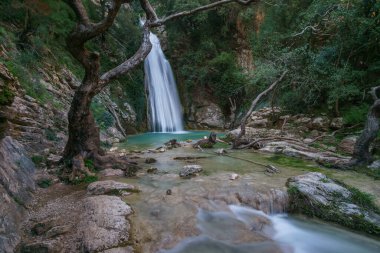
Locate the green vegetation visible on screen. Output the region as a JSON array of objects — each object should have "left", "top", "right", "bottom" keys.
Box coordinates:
[
  {"left": 37, "top": 179, "right": 52, "bottom": 188},
  {"left": 31, "top": 155, "right": 45, "bottom": 166},
  {"left": 0, "top": 86, "right": 14, "bottom": 105}
]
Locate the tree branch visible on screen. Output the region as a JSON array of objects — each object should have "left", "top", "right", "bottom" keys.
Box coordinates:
[
  {"left": 234, "top": 70, "right": 288, "bottom": 147},
  {"left": 64, "top": 0, "right": 90, "bottom": 25},
  {"left": 99, "top": 25, "right": 152, "bottom": 86},
  {"left": 149, "top": 0, "right": 259, "bottom": 27}
]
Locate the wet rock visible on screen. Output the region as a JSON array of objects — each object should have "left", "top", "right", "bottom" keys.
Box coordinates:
[
  {"left": 229, "top": 173, "right": 239, "bottom": 180},
  {"left": 368, "top": 160, "right": 380, "bottom": 170},
  {"left": 330, "top": 117, "right": 344, "bottom": 129},
  {"left": 87, "top": 180, "right": 136, "bottom": 196},
  {"left": 79, "top": 195, "right": 133, "bottom": 252},
  {"left": 179, "top": 165, "right": 203, "bottom": 178},
  {"left": 338, "top": 136, "right": 357, "bottom": 155},
  {"left": 287, "top": 172, "right": 380, "bottom": 235},
  {"left": 100, "top": 169, "right": 125, "bottom": 177},
  {"left": 215, "top": 148, "right": 227, "bottom": 155},
  {"left": 145, "top": 157, "right": 157, "bottom": 164},
  {"left": 147, "top": 167, "right": 158, "bottom": 174}
]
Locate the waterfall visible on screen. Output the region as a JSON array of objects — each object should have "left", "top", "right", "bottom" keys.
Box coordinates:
[{"left": 144, "top": 32, "right": 184, "bottom": 132}]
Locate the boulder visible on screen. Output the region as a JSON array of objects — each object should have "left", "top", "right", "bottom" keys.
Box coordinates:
[
  {"left": 194, "top": 102, "right": 225, "bottom": 129},
  {"left": 338, "top": 136, "right": 357, "bottom": 154},
  {"left": 145, "top": 157, "right": 157, "bottom": 164},
  {"left": 330, "top": 117, "right": 344, "bottom": 129},
  {"left": 309, "top": 116, "right": 330, "bottom": 131},
  {"left": 287, "top": 172, "right": 380, "bottom": 236},
  {"left": 100, "top": 169, "right": 125, "bottom": 177},
  {"left": 179, "top": 165, "right": 203, "bottom": 178},
  {"left": 87, "top": 180, "right": 136, "bottom": 196},
  {"left": 79, "top": 195, "right": 133, "bottom": 252},
  {"left": 247, "top": 118, "right": 268, "bottom": 128}
]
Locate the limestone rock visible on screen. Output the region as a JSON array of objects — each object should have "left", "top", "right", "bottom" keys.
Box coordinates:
[
  {"left": 179, "top": 165, "right": 203, "bottom": 178},
  {"left": 287, "top": 172, "right": 380, "bottom": 235},
  {"left": 0, "top": 136, "right": 35, "bottom": 253},
  {"left": 330, "top": 117, "right": 344, "bottom": 129},
  {"left": 87, "top": 180, "right": 136, "bottom": 196},
  {"left": 287, "top": 172, "right": 351, "bottom": 205},
  {"left": 100, "top": 169, "right": 125, "bottom": 177},
  {"left": 80, "top": 195, "right": 133, "bottom": 252},
  {"left": 194, "top": 102, "right": 225, "bottom": 129},
  {"left": 145, "top": 157, "right": 157, "bottom": 164},
  {"left": 338, "top": 136, "right": 357, "bottom": 154},
  {"left": 102, "top": 246, "right": 134, "bottom": 253},
  {"left": 309, "top": 116, "right": 330, "bottom": 131}
]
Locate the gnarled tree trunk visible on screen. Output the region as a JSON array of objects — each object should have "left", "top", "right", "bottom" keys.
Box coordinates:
[{"left": 351, "top": 87, "right": 380, "bottom": 166}]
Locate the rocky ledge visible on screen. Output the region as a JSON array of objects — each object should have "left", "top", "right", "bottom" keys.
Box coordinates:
[{"left": 287, "top": 172, "right": 380, "bottom": 236}]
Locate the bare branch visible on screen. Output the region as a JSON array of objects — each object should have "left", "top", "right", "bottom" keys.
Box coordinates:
[
  {"left": 292, "top": 25, "right": 319, "bottom": 37},
  {"left": 149, "top": 0, "right": 259, "bottom": 27},
  {"left": 234, "top": 70, "right": 288, "bottom": 147},
  {"left": 139, "top": 0, "right": 158, "bottom": 22},
  {"left": 99, "top": 25, "right": 152, "bottom": 86},
  {"left": 64, "top": 0, "right": 90, "bottom": 25}
]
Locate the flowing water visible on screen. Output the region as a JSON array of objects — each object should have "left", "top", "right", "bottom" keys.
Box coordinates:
[
  {"left": 144, "top": 32, "right": 184, "bottom": 132},
  {"left": 116, "top": 132, "right": 380, "bottom": 253}
]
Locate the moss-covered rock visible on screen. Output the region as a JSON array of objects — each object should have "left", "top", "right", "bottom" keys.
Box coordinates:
[{"left": 287, "top": 172, "right": 380, "bottom": 237}]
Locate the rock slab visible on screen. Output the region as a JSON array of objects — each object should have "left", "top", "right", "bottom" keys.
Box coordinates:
[
  {"left": 80, "top": 195, "right": 133, "bottom": 252},
  {"left": 87, "top": 180, "right": 136, "bottom": 195},
  {"left": 179, "top": 165, "right": 203, "bottom": 178}
]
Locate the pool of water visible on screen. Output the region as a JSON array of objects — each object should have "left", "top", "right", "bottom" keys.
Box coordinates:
[{"left": 119, "top": 131, "right": 224, "bottom": 150}]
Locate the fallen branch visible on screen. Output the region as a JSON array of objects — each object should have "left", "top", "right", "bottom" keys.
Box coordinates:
[{"left": 233, "top": 70, "right": 288, "bottom": 148}]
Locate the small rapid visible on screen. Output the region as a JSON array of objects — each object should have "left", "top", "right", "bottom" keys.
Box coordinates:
[
  {"left": 160, "top": 205, "right": 380, "bottom": 253},
  {"left": 144, "top": 32, "right": 184, "bottom": 132}
]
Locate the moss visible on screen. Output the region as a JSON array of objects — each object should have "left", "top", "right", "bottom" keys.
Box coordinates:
[
  {"left": 37, "top": 179, "right": 52, "bottom": 188},
  {"left": 199, "top": 142, "right": 214, "bottom": 148},
  {"left": 288, "top": 184, "right": 380, "bottom": 237},
  {"left": 0, "top": 85, "right": 15, "bottom": 105}
]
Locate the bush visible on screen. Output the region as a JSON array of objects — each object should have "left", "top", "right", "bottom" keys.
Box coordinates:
[{"left": 342, "top": 104, "right": 369, "bottom": 125}]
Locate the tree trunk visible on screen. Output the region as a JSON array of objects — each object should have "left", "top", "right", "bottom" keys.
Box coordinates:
[
  {"left": 351, "top": 99, "right": 380, "bottom": 165},
  {"left": 63, "top": 82, "right": 102, "bottom": 161}
]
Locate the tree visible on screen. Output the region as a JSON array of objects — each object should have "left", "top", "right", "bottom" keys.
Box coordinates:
[
  {"left": 350, "top": 86, "right": 380, "bottom": 166},
  {"left": 62, "top": 0, "right": 258, "bottom": 180}
]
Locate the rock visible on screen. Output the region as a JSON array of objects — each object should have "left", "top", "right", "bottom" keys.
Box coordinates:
[
  {"left": 0, "top": 136, "right": 35, "bottom": 253},
  {"left": 287, "top": 172, "right": 380, "bottom": 235},
  {"left": 247, "top": 118, "right": 268, "bottom": 128},
  {"left": 229, "top": 173, "right": 239, "bottom": 180},
  {"left": 179, "top": 165, "right": 203, "bottom": 178},
  {"left": 295, "top": 117, "right": 311, "bottom": 125},
  {"left": 194, "top": 102, "right": 225, "bottom": 129},
  {"left": 166, "top": 189, "right": 172, "bottom": 195},
  {"left": 31, "top": 220, "right": 54, "bottom": 236},
  {"left": 46, "top": 154, "right": 62, "bottom": 167},
  {"left": 79, "top": 195, "right": 133, "bottom": 252},
  {"left": 215, "top": 148, "right": 227, "bottom": 155},
  {"left": 100, "top": 169, "right": 125, "bottom": 177},
  {"left": 46, "top": 225, "right": 71, "bottom": 238},
  {"left": 368, "top": 160, "right": 380, "bottom": 170},
  {"left": 21, "top": 241, "right": 62, "bottom": 253},
  {"left": 145, "top": 157, "right": 157, "bottom": 164},
  {"left": 303, "top": 138, "right": 314, "bottom": 144},
  {"left": 147, "top": 167, "right": 158, "bottom": 174},
  {"left": 338, "top": 136, "right": 357, "bottom": 154},
  {"left": 106, "top": 127, "right": 125, "bottom": 141},
  {"left": 102, "top": 246, "right": 134, "bottom": 253},
  {"left": 87, "top": 180, "right": 136, "bottom": 196},
  {"left": 309, "top": 117, "right": 330, "bottom": 131},
  {"left": 309, "top": 129, "right": 321, "bottom": 138},
  {"left": 330, "top": 117, "right": 344, "bottom": 129}
]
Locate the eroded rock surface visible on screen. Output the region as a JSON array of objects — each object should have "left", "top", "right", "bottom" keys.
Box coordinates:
[
  {"left": 0, "top": 136, "right": 35, "bottom": 253},
  {"left": 80, "top": 195, "right": 133, "bottom": 252},
  {"left": 287, "top": 172, "right": 380, "bottom": 236},
  {"left": 87, "top": 180, "right": 136, "bottom": 196},
  {"left": 179, "top": 165, "right": 203, "bottom": 178}
]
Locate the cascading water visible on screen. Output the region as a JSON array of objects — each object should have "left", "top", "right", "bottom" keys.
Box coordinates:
[{"left": 144, "top": 32, "right": 184, "bottom": 132}]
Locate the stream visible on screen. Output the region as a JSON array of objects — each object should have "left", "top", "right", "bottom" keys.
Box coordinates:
[{"left": 114, "top": 131, "right": 380, "bottom": 253}]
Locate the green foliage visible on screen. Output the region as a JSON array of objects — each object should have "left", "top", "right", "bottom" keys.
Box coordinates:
[
  {"left": 0, "top": 86, "right": 14, "bottom": 105},
  {"left": 349, "top": 186, "right": 380, "bottom": 213},
  {"left": 37, "top": 179, "right": 52, "bottom": 188},
  {"left": 72, "top": 175, "right": 98, "bottom": 185},
  {"left": 31, "top": 155, "right": 45, "bottom": 166},
  {"left": 91, "top": 99, "right": 114, "bottom": 130},
  {"left": 342, "top": 104, "right": 370, "bottom": 125}
]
